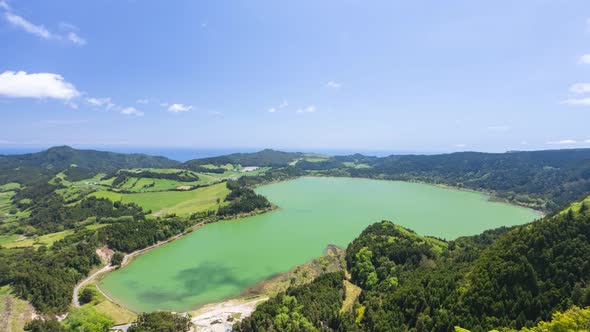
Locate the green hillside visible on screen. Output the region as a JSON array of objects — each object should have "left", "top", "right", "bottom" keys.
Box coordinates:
[
  {"left": 241, "top": 196, "right": 590, "bottom": 331},
  {"left": 0, "top": 146, "right": 180, "bottom": 185}
]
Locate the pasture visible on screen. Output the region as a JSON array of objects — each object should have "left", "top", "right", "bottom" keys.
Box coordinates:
[{"left": 91, "top": 182, "right": 230, "bottom": 217}]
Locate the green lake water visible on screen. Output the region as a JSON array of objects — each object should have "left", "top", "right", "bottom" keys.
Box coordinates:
[{"left": 99, "top": 177, "right": 541, "bottom": 312}]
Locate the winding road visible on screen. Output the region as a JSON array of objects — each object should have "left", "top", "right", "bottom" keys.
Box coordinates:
[{"left": 72, "top": 264, "right": 114, "bottom": 307}]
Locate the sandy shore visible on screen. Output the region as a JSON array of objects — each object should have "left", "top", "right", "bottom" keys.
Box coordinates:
[{"left": 190, "top": 297, "right": 268, "bottom": 332}]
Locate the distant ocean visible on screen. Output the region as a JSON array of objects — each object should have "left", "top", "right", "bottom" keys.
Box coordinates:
[{"left": 0, "top": 146, "right": 431, "bottom": 162}]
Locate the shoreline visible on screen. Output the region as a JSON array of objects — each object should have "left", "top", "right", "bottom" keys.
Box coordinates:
[
  {"left": 298, "top": 175, "right": 545, "bottom": 217},
  {"left": 91, "top": 206, "right": 277, "bottom": 312},
  {"left": 88, "top": 176, "right": 541, "bottom": 321}
]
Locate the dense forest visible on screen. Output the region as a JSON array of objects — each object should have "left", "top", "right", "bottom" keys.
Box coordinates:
[
  {"left": 217, "top": 180, "right": 272, "bottom": 216},
  {"left": 235, "top": 272, "right": 357, "bottom": 332}
]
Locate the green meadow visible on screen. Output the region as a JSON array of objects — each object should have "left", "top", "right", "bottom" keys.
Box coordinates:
[{"left": 91, "top": 182, "right": 230, "bottom": 217}]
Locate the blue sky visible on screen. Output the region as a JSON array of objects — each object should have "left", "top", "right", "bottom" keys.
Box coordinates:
[{"left": 1, "top": 0, "right": 590, "bottom": 153}]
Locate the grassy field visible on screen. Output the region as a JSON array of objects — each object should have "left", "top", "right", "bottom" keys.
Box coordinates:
[
  {"left": 0, "top": 183, "right": 20, "bottom": 192},
  {"left": 0, "top": 286, "right": 35, "bottom": 332},
  {"left": 303, "top": 154, "right": 330, "bottom": 162},
  {"left": 1, "top": 230, "right": 74, "bottom": 249},
  {"left": 92, "top": 182, "right": 230, "bottom": 217},
  {"left": 341, "top": 280, "right": 362, "bottom": 313},
  {"left": 1, "top": 224, "right": 109, "bottom": 249},
  {"left": 0, "top": 191, "right": 15, "bottom": 214},
  {"left": 0, "top": 234, "right": 21, "bottom": 246},
  {"left": 342, "top": 162, "right": 371, "bottom": 169},
  {"left": 83, "top": 284, "right": 136, "bottom": 324}
]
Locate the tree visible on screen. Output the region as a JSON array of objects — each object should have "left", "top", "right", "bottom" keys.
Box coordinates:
[
  {"left": 78, "top": 288, "right": 96, "bottom": 305},
  {"left": 111, "top": 252, "right": 124, "bottom": 266},
  {"left": 24, "top": 320, "right": 66, "bottom": 332}
]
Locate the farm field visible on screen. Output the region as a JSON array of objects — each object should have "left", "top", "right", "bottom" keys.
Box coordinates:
[
  {"left": 1, "top": 229, "right": 74, "bottom": 248},
  {"left": 91, "top": 182, "right": 230, "bottom": 217},
  {"left": 1, "top": 224, "right": 109, "bottom": 249}
]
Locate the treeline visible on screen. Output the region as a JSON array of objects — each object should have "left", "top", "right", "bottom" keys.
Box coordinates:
[
  {"left": 235, "top": 272, "right": 357, "bottom": 332},
  {"left": 181, "top": 165, "right": 225, "bottom": 174},
  {"left": 217, "top": 180, "right": 271, "bottom": 216},
  {"left": 16, "top": 194, "right": 145, "bottom": 234},
  {"left": 234, "top": 166, "right": 304, "bottom": 187},
  {"left": 317, "top": 149, "right": 590, "bottom": 211},
  {"left": 110, "top": 169, "right": 200, "bottom": 187},
  {"left": 98, "top": 217, "right": 189, "bottom": 252},
  {"left": 182, "top": 149, "right": 304, "bottom": 168}
]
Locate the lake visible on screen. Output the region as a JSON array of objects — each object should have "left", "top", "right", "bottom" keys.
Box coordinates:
[{"left": 99, "top": 177, "right": 541, "bottom": 312}]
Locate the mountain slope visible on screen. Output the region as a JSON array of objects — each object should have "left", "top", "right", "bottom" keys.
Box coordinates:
[
  {"left": 0, "top": 146, "right": 180, "bottom": 185},
  {"left": 182, "top": 149, "right": 304, "bottom": 168}
]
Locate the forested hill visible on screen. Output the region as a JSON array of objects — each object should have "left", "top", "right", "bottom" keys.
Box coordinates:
[
  {"left": 0, "top": 146, "right": 180, "bottom": 185},
  {"left": 361, "top": 148, "right": 590, "bottom": 210},
  {"left": 182, "top": 149, "right": 305, "bottom": 168},
  {"left": 240, "top": 195, "right": 590, "bottom": 331}
]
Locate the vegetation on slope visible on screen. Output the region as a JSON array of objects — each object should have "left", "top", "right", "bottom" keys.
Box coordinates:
[
  {"left": 243, "top": 196, "right": 590, "bottom": 332},
  {"left": 0, "top": 146, "right": 179, "bottom": 185},
  {"left": 316, "top": 149, "right": 590, "bottom": 211},
  {"left": 235, "top": 272, "right": 356, "bottom": 332},
  {"left": 182, "top": 149, "right": 304, "bottom": 168}
]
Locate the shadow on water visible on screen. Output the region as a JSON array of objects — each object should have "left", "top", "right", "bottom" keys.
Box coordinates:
[{"left": 136, "top": 261, "right": 249, "bottom": 303}]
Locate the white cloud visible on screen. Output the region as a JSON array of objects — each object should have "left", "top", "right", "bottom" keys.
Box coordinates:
[
  {"left": 546, "top": 139, "right": 577, "bottom": 145},
  {"left": 267, "top": 100, "right": 288, "bottom": 113},
  {"left": 120, "top": 107, "right": 144, "bottom": 116},
  {"left": 579, "top": 54, "right": 590, "bottom": 64},
  {"left": 562, "top": 98, "right": 590, "bottom": 106},
  {"left": 0, "top": 1, "right": 10, "bottom": 11},
  {"left": 4, "top": 12, "right": 51, "bottom": 39},
  {"left": 2, "top": 6, "right": 85, "bottom": 45},
  {"left": 454, "top": 143, "right": 467, "bottom": 148},
  {"left": 0, "top": 71, "right": 79, "bottom": 99},
  {"left": 585, "top": 139, "right": 590, "bottom": 143},
  {"left": 67, "top": 31, "right": 86, "bottom": 45},
  {"left": 136, "top": 99, "right": 149, "bottom": 104},
  {"left": 570, "top": 83, "right": 590, "bottom": 94},
  {"left": 326, "top": 81, "right": 342, "bottom": 89},
  {"left": 296, "top": 105, "right": 316, "bottom": 113},
  {"left": 86, "top": 97, "right": 115, "bottom": 110},
  {"left": 167, "top": 103, "right": 192, "bottom": 113}
]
